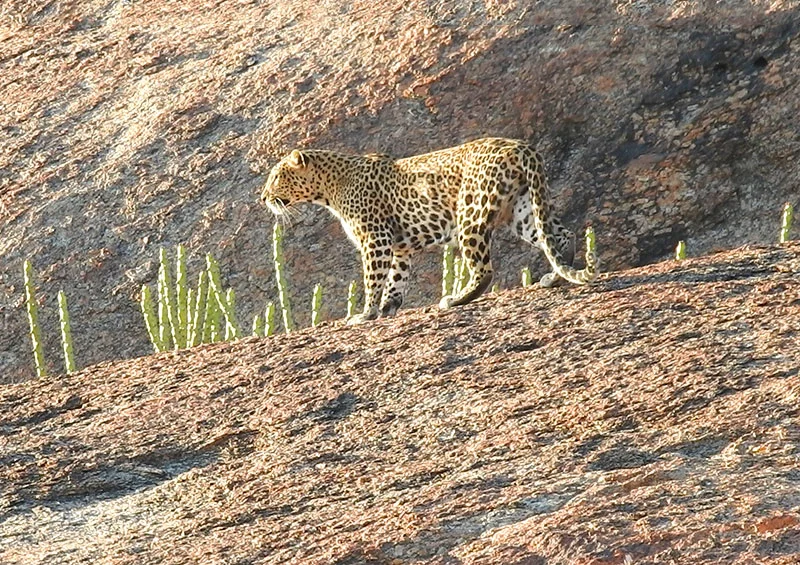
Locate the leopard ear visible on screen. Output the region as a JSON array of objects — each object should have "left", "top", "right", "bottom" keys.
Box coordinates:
[{"left": 287, "top": 149, "right": 309, "bottom": 169}]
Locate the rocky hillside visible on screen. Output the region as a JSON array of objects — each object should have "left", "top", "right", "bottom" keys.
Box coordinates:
[
  {"left": 1, "top": 1, "right": 798, "bottom": 382},
  {"left": 1, "top": 243, "right": 799, "bottom": 564}
]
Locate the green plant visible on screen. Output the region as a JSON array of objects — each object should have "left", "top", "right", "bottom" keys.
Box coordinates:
[
  {"left": 188, "top": 271, "right": 207, "bottom": 347},
  {"left": 346, "top": 281, "right": 358, "bottom": 319},
  {"left": 311, "top": 283, "right": 323, "bottom": 327},
  {"left": 265, "top": 301, "right": 277, "bottom": 336},
  {"left": 454, "top": 255, "right": 469, "bottom": 295},
  {"left": 272, "top": 223, "right": 295, "bottom": 333},
  {"left": 452, "top": 256, "right": 461, "bottom": 295},
  {"left": 174, "top": 244, "right": 188, "bottom": 348},
  {"left": 491, "top": 283, "right": 500, "bottom": 294},
  {"left": 780, "top": 202, "right": 794, "bottom": 243},
  {"left": 23, "top": 260, "right": 46, "bottom": 378},
  {"left": 186, "top": 287, "right": 194, "bottom": 341},
  {"left": 223, "top": 287, "right": 238, "bottom": 340},
  {"left": 141, "top": 247, "right": 249, "bottom": 351},
  {"left": 442, "top": 245, "right": 469, "bottom": 296},
  {"left": 586, "top": 225, "right": 596, "bottom": 257},
  {"left": 140, "top": 284, "right": 165, "bottom": 352},
  {"left": 206, "top": 254, "right": 240, "bottom": 340},
  {"left": 521, "top": 267, "right": 532, "bottom": 288},
  {"left": 202, "top": 271, "right": 221, "bottom": 343},
  {"left": 157, "top": 248, "right": 176, "bottom": 349},
  {"left": 441, "top": 245, "right": 455, "bottom": 297},
  {"left": 57, "top": 290, "right": 76, "bottom": 374},
  {"left": 676, "top": 240, "right": 686, "bottom": 261},
  {"left": 252, "top": 314, "right": 264, "bottom": 337}
]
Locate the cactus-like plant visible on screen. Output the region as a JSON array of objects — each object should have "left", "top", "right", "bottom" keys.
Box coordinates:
[
  {"left": 157, "top": 249, "right": 176, "bottom": 350},
  {"left": 223, "top": 288, "right": 239, "bottom": 340},
  {"left": 780, "top": 202, "right": 794, "bottom": 243},
  {"left": 205, "top": 289, "right": 221, "bottom": 343},
  {"left": 521, "top": 267, "right": 532, "bottom": 288},
  {"left": 174, "top": 244, "right": 188, "bottom": 348},
  {"left": 202, "top": 257, "right": 223, "bottom": 344},
  {"left": 186, "top": 287, "right": 194, "bottom": 343},
  {"left": 586, "top": 226, "right": 596, "bottom": 253},
  {"left": 140, "top": 284, "right": 165, "bottom": 352},
  {"left": 188, "top": 271, "right": 208, "bottom": 347},
  {"left": 585, "top": 226, "right": 598, "bottom": 274},
  {"left": 206, "top": 254, "right": 239, "bottom": 340},
  {"left": 57, "top": 290, "right": 76, "bottom": 374},
  {"left": 676, "top": 240, "right": 686, "bottom": 261},
  {"left": 346, "top": 281, "right": 358, "bottom": 319},
  {"left": 139, "top": 247, "right": 255, "bottom": 349},
  {"left": 455, "top": 255, "right": 469, "bottom": 295},
  {"left": 273, "top": 223, "right": 295, "bottom": 333},
  {"left": 451, "top": 256, "right": 462, "bottom": 295},
  {"left": 252, "top": 314, "right": 264, "bottom": 337},
  {"left": 441, "top": 245, "right": 455, "bottom": 298},
  {"left": 226, "top": 287, "right": 236, "bottom": 315},
  {"left": 23, "top": 260, "right": 46, "bottom": 378},
  {"left": 190, "top": 270, "right": 208, "bottom": 346},
  {"left": 265, "top": 301, "right": 277, "bottom": 337},
  {"left": 311, "top": 283, "right": 323, "bottom": 327}
]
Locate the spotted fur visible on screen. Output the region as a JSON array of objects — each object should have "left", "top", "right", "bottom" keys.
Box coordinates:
[{"left": 261, "top": 137, "right": 598, "bottom": 324}]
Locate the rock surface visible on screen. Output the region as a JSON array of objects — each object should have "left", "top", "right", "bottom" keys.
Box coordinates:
[
  {"left": 1, "top": 243, "right": 799, "bottom": 564},
  {"left": 1, "top": 1, "right": 798, "bottom": 380}
]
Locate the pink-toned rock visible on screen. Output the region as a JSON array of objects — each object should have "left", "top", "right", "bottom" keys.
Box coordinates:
[{"left": 0, "top": 1, "right": 798, "bottom": 381}]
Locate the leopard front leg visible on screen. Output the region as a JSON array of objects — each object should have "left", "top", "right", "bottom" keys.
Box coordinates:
[{"left": 347, "top": 233, "right": 394, "bottom": 325}]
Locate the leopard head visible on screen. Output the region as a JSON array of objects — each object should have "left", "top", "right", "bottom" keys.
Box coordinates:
[{"left": 260, "top": 149, "right": 315, "bottom": 216}]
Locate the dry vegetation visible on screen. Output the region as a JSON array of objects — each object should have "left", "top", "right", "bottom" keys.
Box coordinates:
[{"left": 2, "top": 244, "right": 799, "bottom": 564}]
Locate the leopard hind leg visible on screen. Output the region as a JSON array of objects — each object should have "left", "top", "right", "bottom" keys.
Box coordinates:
[
  {"left": 379, "top": 249, "right": 413, "bottom": 317},
  {"left": 439, "top": 222, "right": 494, "bottom": 309}
]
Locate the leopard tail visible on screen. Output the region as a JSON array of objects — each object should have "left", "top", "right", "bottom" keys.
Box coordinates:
[{"left": 523, "top": 151, "right": 599, "bottom": 285}]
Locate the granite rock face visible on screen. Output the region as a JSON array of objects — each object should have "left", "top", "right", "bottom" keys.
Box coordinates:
[
  {"left": 2, "top": 245, "right": 800, "bottom": 564},
  {"left": 1, "top": 1, "right": 798, "bottom": 380}
]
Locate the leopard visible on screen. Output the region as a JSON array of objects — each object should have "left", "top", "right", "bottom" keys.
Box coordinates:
[{"left": 261, "top": 137, "right": 598, "bottom": 325}]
